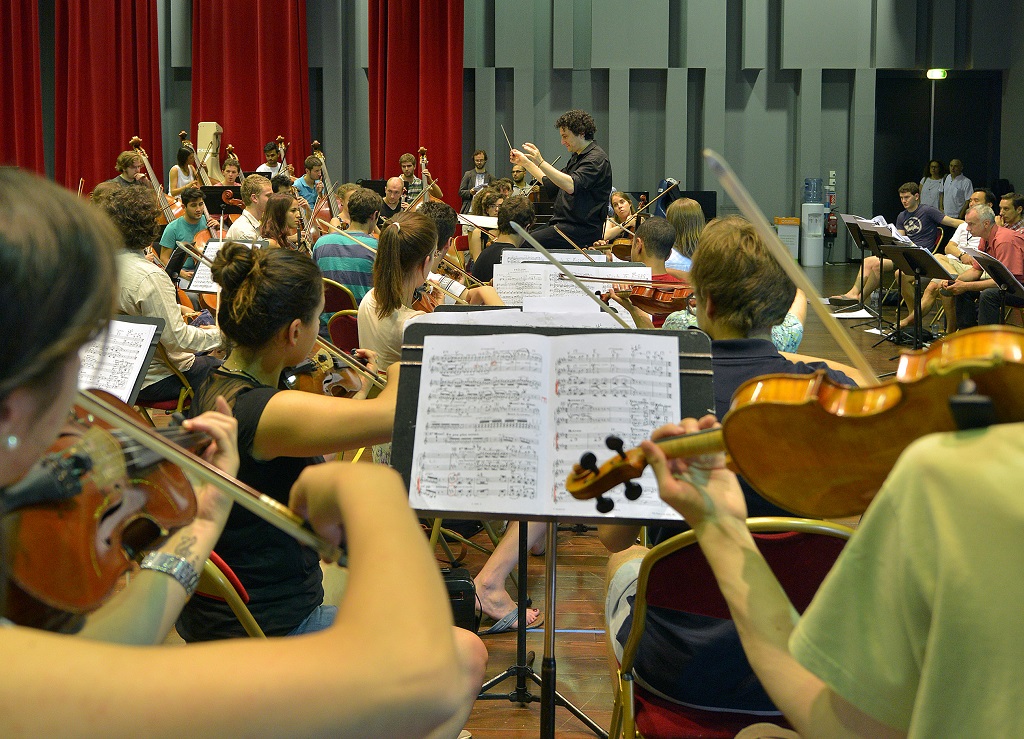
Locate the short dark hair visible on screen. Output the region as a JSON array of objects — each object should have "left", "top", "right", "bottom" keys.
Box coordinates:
[
  {"left": 180, "top": 187, "right": 205, "bottom": 206},
  {"left": 555, "top": 109, "right": 596, "bottom": 140},
  {"left": 898, "top": 182, "right": 920, "bottom": 196},
  {"left": 104, "top": 187, "right": 159, "bottom": 251},
  {"left": 420, "top": 200, "right": 458, "bottom": 249},
  {"left": 263, "top": 141, "right": 278, "bottom": 155},
  {"left": 347, "top": 187, "right": 384, "bottom": 224},
  {"left": 1001, "top": 192, "right": 1024, "bottom": 213},
  {"left": 176, "top": 147, "right": 193, "bottom": 169},
  {"left": 975, "top": 188, "right": 997, "bottom": 207},
  {"left": 635, "top": 217, "right": 676, "bottom": 261},
  {"left": 497, "top": 196, "right": 535, "bottom": 234},
  {"left": 473, "top": 149, "right": 487, "bottom": 160},
  {"left": 271, "top": 174, "right": 294, "bottom": 193},
  {"left": 399, "top": 153, "right": 416, "bottom": 166}
]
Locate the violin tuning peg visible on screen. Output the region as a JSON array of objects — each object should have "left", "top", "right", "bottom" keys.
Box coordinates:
[
  {"left": 596, "top": 495, "right": 615, "bottom": 514},
  {"left": 623, "top": 481, "right": 642, "bottom": 501},
  {"left": 605, "top": 435, "right": 626, "bottom": 459},
  {"left": 579, "top": 451, "right": 599, "bottom": 475}
]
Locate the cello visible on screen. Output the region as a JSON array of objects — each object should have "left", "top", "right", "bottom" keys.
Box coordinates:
[{"left": 129, "top": 136, "right": 184, "bottom": 225}]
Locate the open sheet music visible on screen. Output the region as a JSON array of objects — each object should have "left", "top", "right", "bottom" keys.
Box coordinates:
[
  {"left": 492, "top": 261, "right": 651, "bottom": 306},
  {"left": 187, "top": 240, "right": 265, "bottom": 293},
  {"left": 78, "top": 316, "right": 163, "bottom": 403},
  {"left": 407, "top": 332, "right": 686, "bottom": 521}
]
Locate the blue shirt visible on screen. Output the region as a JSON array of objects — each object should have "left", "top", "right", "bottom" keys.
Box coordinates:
[
  {"left": 159, "top": 214, "right": 208, "bottom": 253},
  {"left": 293, "top": 176, "right": 319, "bottom": 208}
]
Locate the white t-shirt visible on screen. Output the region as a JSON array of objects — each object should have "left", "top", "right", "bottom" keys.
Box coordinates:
[{"left": 356, "top": 288, "right": 425, "bottom": 371}]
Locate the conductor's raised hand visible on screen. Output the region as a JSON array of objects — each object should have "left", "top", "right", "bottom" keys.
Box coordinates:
[
  {"left": 642, "top": 415, "right": 746, "bottom": 531},
  {"left": 521, "top": 142, "right": 544, "bottom": 166}
]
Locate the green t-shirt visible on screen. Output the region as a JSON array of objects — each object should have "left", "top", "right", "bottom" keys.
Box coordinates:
[{"left": 790, "top": 422, "right": 1024, "bottom": 736}]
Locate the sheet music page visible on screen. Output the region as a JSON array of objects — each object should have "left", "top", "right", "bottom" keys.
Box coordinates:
[
  {"left": 409, "top": 333, "right": 553, "bottom": 516},
  {"left": 408, "top": 310, "right": 627, "bottom": 330},
  {"left": 547, "top": 333, "right": 684, "bottom": 521},
  {"left": 500, "top": 250, "right": 594, "bottom": 266},
  {"left": 543, "top": 262, "right": 651, "bottom": 299},
  {"left": 492, "top": 263, "right": 548, "bottom": 306},
  {"left": 188, "top": 240, "right": 262, "bottom": 293},
  {"left": 78, "top": 320, "right": 159, "bottom": 402}
]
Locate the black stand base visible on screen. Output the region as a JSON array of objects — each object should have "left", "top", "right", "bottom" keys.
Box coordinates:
[{"left": 476, "top": 523, "right": 607, "bottom": 739}]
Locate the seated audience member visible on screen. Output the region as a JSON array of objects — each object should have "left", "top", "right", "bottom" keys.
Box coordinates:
[
  {"left": 313, "top": 186, "right": 382, "bottom": 326},
  {"left": 944, "top": 203, "right": 1024, "bottom": 328},
  {"left": 646, "top": 414, "right": 1024, "bottom": 737},
  {"left": 225, "top": 174, "right": 273, "bottom": 242},
  {"left": 831, "top": 182, "right": 962, "bottom": 309},
  {"left": 470, "top": 195, "right": 536, "bottom": 283},
  {"left": 600, "top": 216, "right": 857, "bottom": 717},
  {"left": 999, "top": 191, "right": 1024, "bottom": 233},
  {"left": 106, "top": 187, "right": 222, "bottom": 403},
  {"left": 0, "top": 168, "right": 483, "bottom": 739}
]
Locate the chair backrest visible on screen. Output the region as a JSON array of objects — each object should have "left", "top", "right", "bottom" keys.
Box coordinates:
[
  {"left": 196, "top": 551, "right": 266, "bottom": 638},
  {"left": 323, "top": 277, "right": 357, "bottom": 313},
  {"left": 641, "top": 518, "right": 851, "bottom": 622},
  {"left": 453, "top": 234, "right": 470, "bottom": 252},
  {"left": 327, "top": 309, "right": 360, "bottom": 354}
]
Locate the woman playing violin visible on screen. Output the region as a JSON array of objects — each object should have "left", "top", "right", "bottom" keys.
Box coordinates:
[
  {"left": 467, "top": 187, "right": 503, "bottom": 265},
  {"left": 1, "top": 170, "right": 481, "bottom": 736},
  {"left": 168, "top": 147, "right": 200, "bottom": 198},
  {"left": 179, "top": 243, "right": 398, "bottom": 640},
  {"left": 602, "top": 190, "right": 634, "bottom": 242},
  {"left": 260, "top": 191, "right": 307, "bottom": 254},
  {"left": 598, "top": 215, "right": 859, "bottom": 717},
  {"left": 358, "top": 212, "right": 503, "bottom": 372}
]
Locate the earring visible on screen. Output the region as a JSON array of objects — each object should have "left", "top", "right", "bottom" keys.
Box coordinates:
[{"left": 5, "top": 435, "right": 18, "bottom": 451}]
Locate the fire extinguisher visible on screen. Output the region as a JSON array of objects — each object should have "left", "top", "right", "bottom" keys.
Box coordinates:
[{"left": 826, "top": 210, "right": 838, "bottom": 236}]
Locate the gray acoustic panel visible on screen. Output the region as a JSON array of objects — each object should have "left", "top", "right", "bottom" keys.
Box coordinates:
[
  {"left": 797, "top": 68, "right": 823, "bottom": 204},
  {"left": 742, "top": 0, "right": 768, "bottom": 70},
  {"left": 552, "top": 1, "right": 575, "bottom": 69},
  {"left": 848, "top": 69, "right": 876, "bottom": 224},
  {"left": 495, "top": 1, "right": 534, "bottom": 68},
  {"left": 608, "top": 69, "right": 629, "bottom": 185},
  {"left": 873, "top": 0, "right": 917, "bottom": 69},
  {"left": 464, "top": 0, "right": 487, "bottom": 68},
  {"left": 665, "top": 68, "right": 688, "bottom": 180},
  {"left": 169, "top": 0, "right": 190, "bottom": 69},
  {"left": 780, "top": 0, "right": 871, "bottom": 70},
  {"left": 930, "top": 0, "right": 957, "bottom": 69},
  {"left": 685, "top": 1, "right": 727, "bottom": 69},
  {"left": 970, "top": 0, "right": 1011, "bottom": 70},
  {"left": 591, "top": 0, "right": 668, "bottom": 70}
]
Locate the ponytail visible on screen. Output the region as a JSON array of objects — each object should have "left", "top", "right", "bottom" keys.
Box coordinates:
[{"left": 373, "top": 212, "right": 437, "bottom": 319}]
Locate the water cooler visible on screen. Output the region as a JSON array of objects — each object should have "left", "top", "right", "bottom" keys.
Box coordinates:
[{"left": 800, "top": 178, "right": 824, "bottom": 267}]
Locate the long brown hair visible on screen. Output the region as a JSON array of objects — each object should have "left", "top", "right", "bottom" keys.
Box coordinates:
[
  {"left": 372, "top": 212, "right": 437, "bottom": 319},
  {"left": 211, "top": 242, "right": 323, "bottom": 349},
  {"left": 260, "top": 192, "right": 296, "bottom": 248}
]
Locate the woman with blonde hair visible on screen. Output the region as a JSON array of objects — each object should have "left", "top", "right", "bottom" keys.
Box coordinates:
[{"left": 664, "top": 197, "right": 706, "bottom": 272}]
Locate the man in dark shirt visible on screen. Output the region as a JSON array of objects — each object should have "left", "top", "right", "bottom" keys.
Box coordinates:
[
  {"left": 108, "top": 151, "right": 148, "bottom": 187},
  {"left": 510, "top": 109, "right": 612, "bottom": 249},
  {"left": 470, "top": 196, "right": 536, "bottom": 283}
]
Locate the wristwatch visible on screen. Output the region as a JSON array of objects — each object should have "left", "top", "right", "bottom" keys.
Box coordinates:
[{"left": 139, "top": 552, "right": 200, "bottom": 598}]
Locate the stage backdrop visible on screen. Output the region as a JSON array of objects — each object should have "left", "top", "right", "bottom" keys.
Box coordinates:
[
  {"left": 54, "top": 0, "right": 163, "bottom": 191},
  {"left": 2, "top": 0, "right": 45, "bottom": 174},
  {"left": 191, "top": 0, "right": 310, "bottom": 176},
  {"left": 369, "top": 0, "right": 464, "bottom": 210}
]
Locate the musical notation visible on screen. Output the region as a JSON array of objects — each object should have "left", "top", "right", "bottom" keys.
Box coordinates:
[
  {"left": 408, "top": 332, "right": 684, "bottom": 520},
  {"left": 78, "top": 320, "right": 160, "bottom": 403}
]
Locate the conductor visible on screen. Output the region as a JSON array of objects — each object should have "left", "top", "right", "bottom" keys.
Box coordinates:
[{"left": 510, "top": 109, "right": 612, "bottom": 248}]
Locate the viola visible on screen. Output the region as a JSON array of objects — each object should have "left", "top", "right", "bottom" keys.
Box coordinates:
[
  {"left": 3, "top": 392, "right": 203, "bottom": 630},
  {"left": 567, "top": 326, "right": 1024, "bottom": 517},
  {"left": 282, "top": 349, "right": 366, "bottom": 398}
]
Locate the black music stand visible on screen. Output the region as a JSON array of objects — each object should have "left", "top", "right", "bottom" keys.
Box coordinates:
[
  {"left": 201, "top": 185, "right": 244, "bottom": 225},
  {"left": 879, "top": 245, "right": 951, "bottom": 349},
  {"left": 962, "top": 248, "right": 1024, "bottom": 323},
  {"left": 857, "top": 226, "right": 902, "bottom": 339},
  {"left": 393, "top": 322, "right": 714, "bottom": 739},
  {"left": 835, "top": 215, "right": 884, "bottom": 327}
]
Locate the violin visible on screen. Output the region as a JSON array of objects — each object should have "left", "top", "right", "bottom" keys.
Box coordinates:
[
  {"left": 282, "top": 349, "right": 366, "bottom": 398},
  {"left": 567, "top": 326, "right": 1024, "bottom": 517},
  {"left": 3, "top": 392, "right": 204, "bottom": 630},
  {"left": 600, "top": 281, "right": 693, "bottom": 316},
  {"left": 129, "top": 136, "right": 185, "bottom": 225}
]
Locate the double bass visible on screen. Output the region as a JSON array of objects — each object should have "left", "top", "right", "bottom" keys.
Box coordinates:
[{"left": 129, "top": 136, "right": 184, "bottom": 225}]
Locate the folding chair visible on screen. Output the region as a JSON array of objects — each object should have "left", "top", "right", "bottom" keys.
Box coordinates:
[
  {"left": 195, "top": 551, "right": 266, "bottom": 638},
  {"left": 135, "top": 344, "right": 193, "bottom": 425},
  {"left": 610, "top": 517, "right": 853, "bottom": 739}
]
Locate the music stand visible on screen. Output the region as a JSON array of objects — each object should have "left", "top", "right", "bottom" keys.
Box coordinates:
[
  {"left": 962, "top": 248, "right": 1024, "bottom": 323},
  {"left": 393, "top": 323, "right": 714, "bottom": 739},
  {"left": 201, "top": 185, "right": 244, "bottom": 226},
  {"left": 879, "top": 245, "right": 951, "bottom": 349},
  {"left": 856, "top": 226, "right": 901, "bottom": 338},
  {"left": 836, "top": 214, "right": 883, "bottom": 326}
]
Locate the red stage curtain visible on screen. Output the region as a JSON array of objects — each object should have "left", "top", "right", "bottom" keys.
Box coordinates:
[
  {"left": 54, "top": 0, "right": 163, "bottom": 191},
  {"left": 191, "top": 1, "right": 310, "bottom": 175},
  {"left": 369, "top": 0, "right": 464, "bottom": 209},
  {"left": 1, "top": 0, "right": 45, "bottom": 174}
]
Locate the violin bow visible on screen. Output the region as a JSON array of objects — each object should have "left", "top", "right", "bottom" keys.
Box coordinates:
[
  {"left": 75, "top": 389, "right": 345, "bottom": 563},
  {"left": 552, "top": 225, "right": 597, "bottom": 263},
  {"left": 77, "top": 178, "right": 84, "bottom": 198},
  {"left": 703, "top": 149, "right": 879, "bottom": 385},
  {"left": 619, "top": 182, "right": 677, "bottom": 232},
  {"left": 509, "top": 222, "right": 631, "bottom": 329}
]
